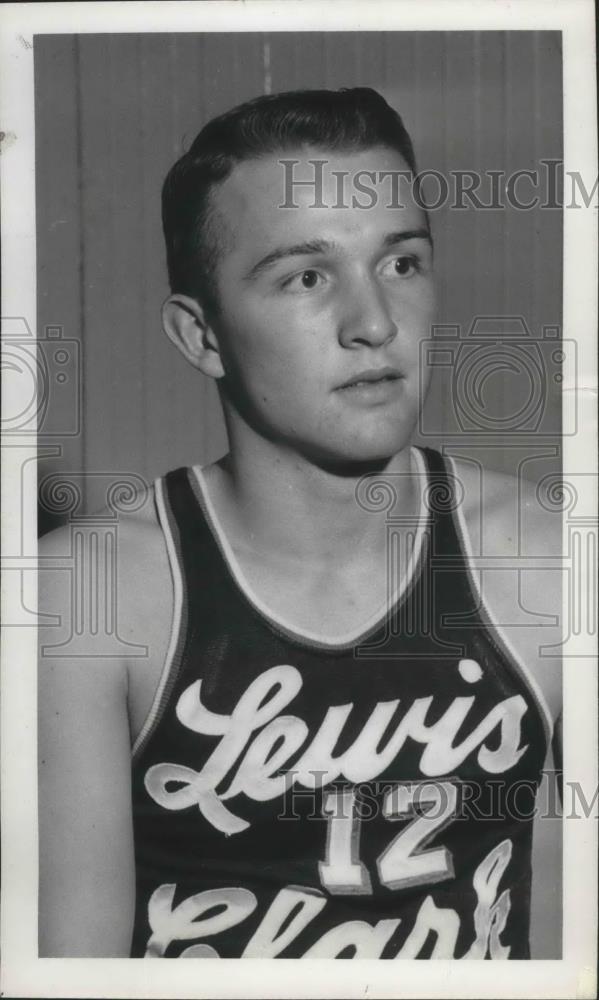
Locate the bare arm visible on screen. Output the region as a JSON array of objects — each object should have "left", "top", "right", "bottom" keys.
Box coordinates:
[
  {"left": 38, "top": 535, "right": 135, "bottom": 957},
  {"left": 456, "top": 458, "right": 563, "bottom": 957}
]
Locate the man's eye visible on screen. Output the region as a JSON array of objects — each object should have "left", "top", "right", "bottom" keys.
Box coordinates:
[
  {"left": 383, "top": 255, "right": 420, "bottom": 278},
  {"left": 282, "top": 269, "right": 323, "bottom": 291}
]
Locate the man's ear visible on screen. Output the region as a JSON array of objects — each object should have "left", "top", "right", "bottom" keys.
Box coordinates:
[{"left": 161, "top": 294, "right": 225, "bottom": 379}]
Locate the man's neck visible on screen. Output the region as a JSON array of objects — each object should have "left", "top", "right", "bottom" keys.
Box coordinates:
[{"left": 205, "top": 432, "right": 419, "bottom": 566}]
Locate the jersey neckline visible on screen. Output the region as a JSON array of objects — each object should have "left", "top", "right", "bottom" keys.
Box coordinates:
[{"left": 188, "top": 446, "right": 430, "bottom": 652}]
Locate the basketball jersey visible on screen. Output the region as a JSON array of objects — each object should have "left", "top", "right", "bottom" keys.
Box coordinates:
[{"left": 130, "top": 447, "right": 552, "bottom": 960}]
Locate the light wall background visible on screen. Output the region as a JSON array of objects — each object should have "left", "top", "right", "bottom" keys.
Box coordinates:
[{"left": 36, "top": 31, "right": 563, "bottom": 528}]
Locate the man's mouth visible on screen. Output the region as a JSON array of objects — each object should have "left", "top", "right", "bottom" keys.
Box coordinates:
[{"left": 337, "top": 367, "right": 403, "bottom": 390}]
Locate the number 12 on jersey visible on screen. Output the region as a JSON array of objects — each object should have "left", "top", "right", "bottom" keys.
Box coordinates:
[{"left": 318, "top": 781, "right": 459, "bottom": 895}]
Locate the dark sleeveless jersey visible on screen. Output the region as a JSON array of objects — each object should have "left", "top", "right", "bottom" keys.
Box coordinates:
[{"left": 130, "top": 447, "right": 552, "bottom": 960}]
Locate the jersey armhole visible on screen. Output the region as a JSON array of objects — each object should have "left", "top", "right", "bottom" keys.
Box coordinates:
[
  {"left": 446, "top": 455, "right": 555, "bottom": 750},
  {"left": 131, "top": 475, "right": 187, "bottom": 761}
]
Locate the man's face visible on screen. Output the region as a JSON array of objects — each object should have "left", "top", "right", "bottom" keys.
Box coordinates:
[{"left": 206, "top": 145, "right": 435, "bottom": 466}]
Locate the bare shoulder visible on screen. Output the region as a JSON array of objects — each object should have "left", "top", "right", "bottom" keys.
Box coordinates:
[
  {"left": 450, "top": 457, "right": 562, "bottom": 558},
  {"left": 39, "top": 481, "right": 169, "bottom": 624},
  {"left": 39, "top": 482, "right": 173, "bottom": 744},
  {"left": 449, "top": 456, "right": 562, "bottom": 727}
]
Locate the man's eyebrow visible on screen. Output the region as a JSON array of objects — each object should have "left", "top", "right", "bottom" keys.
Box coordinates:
[
  {"left": 244, "top": 240, "right": 336, "bottom": 281},
  {"left": 382, "top": 229, "right": 432, "bottom": 249}
]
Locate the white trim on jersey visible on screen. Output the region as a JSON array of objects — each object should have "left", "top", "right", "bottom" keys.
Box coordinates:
[
  {"left": 189, "top": 446, "right": 429, "bottom": 650},
  {"left": 447, "top": 454, "right": 555, "bottom": 747},
  {"left": 131, "top": 476, "right": 185, "bottom": 759}
]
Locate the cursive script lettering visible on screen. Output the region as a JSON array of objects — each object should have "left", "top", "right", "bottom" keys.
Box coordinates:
[
  {"left": 144, "top": 839, "right": 513, "bottom": 959},
  {"left": 145, "top": 665, "right": 528, "bottom": 835}
]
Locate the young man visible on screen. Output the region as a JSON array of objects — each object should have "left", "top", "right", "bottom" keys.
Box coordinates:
[{"left": 39, "top": 88, "right": 562, "bottom": 959}]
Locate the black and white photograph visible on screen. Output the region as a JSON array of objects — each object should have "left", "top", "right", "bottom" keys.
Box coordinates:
[{"left": 1, "top": 2, "right": 597, "bottom": 998}]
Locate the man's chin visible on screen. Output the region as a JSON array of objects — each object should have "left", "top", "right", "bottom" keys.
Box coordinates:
[{"left": 304, "top": 433, "right": 414, "bottom": 477}]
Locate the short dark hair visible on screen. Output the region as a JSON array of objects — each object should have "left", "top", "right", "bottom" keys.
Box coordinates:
[{"left": 162, "top": 87, "right": 419, "bottom": 310}]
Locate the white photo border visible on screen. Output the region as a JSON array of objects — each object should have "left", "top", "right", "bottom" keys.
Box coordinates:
[{"left": 1, "top": 1, "right": 597, "bottom": 997}]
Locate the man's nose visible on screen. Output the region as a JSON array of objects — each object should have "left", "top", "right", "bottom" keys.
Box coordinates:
[{"left": 337, "top": 276, "right": 398, "bottom": 349}]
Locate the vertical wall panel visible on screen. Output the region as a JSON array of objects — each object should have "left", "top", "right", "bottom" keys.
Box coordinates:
[
  {"left": 35, "top": 37, "right": 84, "bottom": 534},
  {"left": 323, "top": 33, "right": 360, "bottom": 88},
  {"left": 355, "top": 33, "right": 386, "bottom": 85},
  {"left": 77, "top": 36, "right": 147, "bottom": 510},
  {"left": 533, "top": 31, "right": 563, "bottom": 442},
  {"left": 403, "top": 32, "right": 451, "bottom": 444},
  {"left": 474, "top": 32, "right": 508, "bottom": 318},
  {"left": 442, "top": 33, "right": 481, "bottom": 325},
  {"left": 504, "top": 32, "right": 536, "bottom": 323},
  {"left": 269, "top": 32, "right": 327, "bottom": 90}
]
